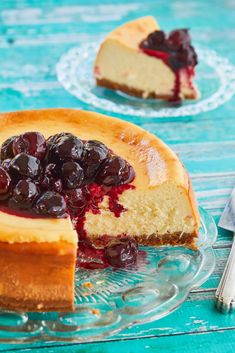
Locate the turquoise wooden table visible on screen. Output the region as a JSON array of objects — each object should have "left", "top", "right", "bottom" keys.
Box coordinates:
[{"left": 0, "top": 0, "right": 235, "bottom": 352}]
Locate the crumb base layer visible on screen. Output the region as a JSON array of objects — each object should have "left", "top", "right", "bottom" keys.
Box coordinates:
[{"left": 96, "top": 78, "right": 197, "bottom": 100}]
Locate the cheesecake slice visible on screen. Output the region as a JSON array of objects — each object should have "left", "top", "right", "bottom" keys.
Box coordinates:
[
  {"left": 94, "top": 16, "right": 199, "bottom": 101},
  {"left": 0, "top": 109, "right": 200, "bottom": 312},
  {"left": 0, "top": 214, "right": 77, "bottom": 311}
]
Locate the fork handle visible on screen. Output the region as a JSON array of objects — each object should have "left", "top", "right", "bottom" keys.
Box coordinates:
[{"left": 216, "top": 234, "right": 235, "bottom": 313}]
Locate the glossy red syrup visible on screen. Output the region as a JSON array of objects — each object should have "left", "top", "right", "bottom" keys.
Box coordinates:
[
  {"left": 141, "top": 47, "right": 195, "bottom": 102},
  {"left": 74, "top": 183, "right": 135, "bottom": 269}
]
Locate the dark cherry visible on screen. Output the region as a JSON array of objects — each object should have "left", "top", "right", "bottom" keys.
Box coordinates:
[
  {"left": 12, "top": 132, "right": 46, "bottom": 160},
  {"left": 139, "top": 28, "right": 198, "bottom": 71},
  {"left": 82, "top": 140, "right": 109, "bottom": 179},
  {"left": 95, "top": 156, "right": 135, "bottom": 186},
  {"left": 34, "top": 191, "right": 66, "bottom": 217},
  {"left": 64, "top": 188, "right": 88, "bottom": 216},
  {"left": 44, "top": 163, "right": 58, "bottom": 178},
  {"left": 105, "top": 238, "right": 138, "bottom": 268},
  {"left": 10, "top": 153, "right": 41, "bottom": 179},
  {"left": 0, "top": 136, "right": 16, "bottom": 160},
  {"left": 9, "top": 179, "right": 38, "bottom": 209},
  {"left": 47, "top": 132, "right": 73, "bottom": 145},
  {"left": 61, "top": 161, "right": 84, "bottom": 189},
  {"left": 0, "top": 166, "right": 11, "bottom": 196},
  {"left": 169, "top": 45, "right": 197, "bottom": 70},
  {"left": 167, "top": 29, "right": 191, "bottom": 49},
  {"left": 140, "top": 30, "right": 166, "bottom": 50},
  {"left": 41, "top": 176, "right": 63, "bottom": 193},
  {"left": 40, "top": 162, "right": 62, "bottom": 192},
  {"left": 49, "top": 134, "right": 83, "bottom": 163}
]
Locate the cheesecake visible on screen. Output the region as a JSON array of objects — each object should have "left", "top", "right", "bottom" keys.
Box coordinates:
[
  {"left": 0, "top": 109, "right": 200, "bottom": 312},
  {"left": 94, "top": 16, "right": 199, "bottom": 101}
]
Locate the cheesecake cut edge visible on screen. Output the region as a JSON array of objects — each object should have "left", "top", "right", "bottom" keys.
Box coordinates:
[{"left": 0, "top": 241, "right": 76, "bottom": 312}]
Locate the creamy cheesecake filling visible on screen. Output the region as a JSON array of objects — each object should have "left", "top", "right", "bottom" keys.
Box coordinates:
[
  {"left": 85, "top": 182, "right": 197, "bottom": 241},
  {"left": 95, "top": 41, "right": 180, "bottom": 97}
]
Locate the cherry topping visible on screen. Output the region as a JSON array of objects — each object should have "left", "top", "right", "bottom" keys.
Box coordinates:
[
  {"left": 95, "top": 156, "right": 135, "bottom": 186},
  {"left": 9, "top": 179, "right": 38, "bottom": 210},
  {"left": 139, "top": 28, "right": 198, "bottom": 71},
  {"left": 41, "top": 163, "right": 62, "bottom": 192},
  {"left": 44, "top": 163, "right": 58, "bottom": 178},
  {"left": 105, "top": 238, "right": 138, "bottom": 268},
  {"left": 49, "top": 134, "right": 83, "bottom": 163},
  {"left": 0, "top": 167, "right": 11, "bottom": 196},
  {"left": 65, "top": 188, "right": 88, "bottom": 216},
  {"left": 0, "top": 136, "right": 16, "bottom": 160},
  {"left": 34, "top": 191, "right": 66, "bottom": 217},
  {"left": 141, "top": 30, "right": 166, "bottom": 50},
  {"left": 61, "top": 161, "right": 84, "bottom": 189},
  {"left": 47, "top": 132, "right": 73, "bottom": 145},
  {"left": 41, "top": 176, "right": 63, "bottom": 193},
  {"left": 12, "top": 132, "right": 46, "bottom": 160},
  {"left": 167, "top": 29, "right": 191, "bottom": 48},
  {"left": 10, "top": 153, "right": 41, "bottom": 179},
  {"left": 82, "top": 140, "right": 109, "bottom": 179}
]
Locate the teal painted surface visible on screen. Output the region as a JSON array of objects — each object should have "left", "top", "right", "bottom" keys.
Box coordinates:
[{"left": 0, "top": 0, "right": 235, "bottom": 351}]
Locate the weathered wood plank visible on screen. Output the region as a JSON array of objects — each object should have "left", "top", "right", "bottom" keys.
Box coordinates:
[{"left": 2, "top": 327, "right": 235, "bottom": 353}]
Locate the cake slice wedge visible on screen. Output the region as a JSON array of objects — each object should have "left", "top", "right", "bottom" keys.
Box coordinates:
[
  {"left": 94, "top": 16, "right": 199, "bottom": 101},
  {"left": 0, "top": 213, "right": 77, "bottom": 312}
]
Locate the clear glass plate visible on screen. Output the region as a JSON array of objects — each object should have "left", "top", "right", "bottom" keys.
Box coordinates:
[
  {"left": 56, "top": 42, "right": 235, "bottom": 118},
  {"left": 0, "top": 207, "right": 217, "bottom": 343}
]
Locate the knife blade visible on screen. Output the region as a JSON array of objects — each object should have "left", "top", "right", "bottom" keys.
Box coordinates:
[
  {"left": 219, "top": 188, "right": 235, "bottom": 231},
  {"left": 216, "top": 188, "right": 235, "bottom": 313}
]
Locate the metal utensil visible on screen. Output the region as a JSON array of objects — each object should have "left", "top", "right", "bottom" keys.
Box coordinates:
[{"left": 216, "top": 188, "right": 235, "bottom": 313}]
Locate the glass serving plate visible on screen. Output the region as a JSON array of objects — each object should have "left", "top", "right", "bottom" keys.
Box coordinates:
[
  {"left": 56, "top": 42, "right": 235, "bottom": 118},
  {"left": 0, "top": 207, "right": 217, "bottom": 343}
]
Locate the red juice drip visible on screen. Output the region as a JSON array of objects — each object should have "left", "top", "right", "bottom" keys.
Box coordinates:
[
  {"left": 140, "top": 48, "right": 196, "bottom": 102},
  {"left": 185, "top": 66, "right": 195, "bottom": 90},
  {"left": 107, "top": 184, "right": 134, "bottom": 217},
  {"left": 170, "top": 70, "right": 181, "bottom": 102},
  {"left": 72, "top": 183, "right": 135, "bottom": 269}
]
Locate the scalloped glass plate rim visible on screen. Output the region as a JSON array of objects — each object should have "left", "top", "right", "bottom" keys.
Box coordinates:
[
  {"left": 56, "top": 42, "right": 235, "bottom": 118},
  {"left": 0, "top": 207, "right": 217, "bottom": 344}
]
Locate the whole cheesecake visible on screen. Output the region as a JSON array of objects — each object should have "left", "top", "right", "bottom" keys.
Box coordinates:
[
  {"left": 94, "top": 16, "right": 199, "bottom": 101},
  {"left": 0, "top": 109, "right": 200, "bottom": 312}
]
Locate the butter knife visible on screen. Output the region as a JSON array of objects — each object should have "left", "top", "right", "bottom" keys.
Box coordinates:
[{"left": 215, "top": 188, "right": 235, "bottom": 313}]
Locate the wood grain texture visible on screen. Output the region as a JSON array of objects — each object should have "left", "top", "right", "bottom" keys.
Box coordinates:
[{"left": 0, "top": 0, "right": 235, "bottom": 351}]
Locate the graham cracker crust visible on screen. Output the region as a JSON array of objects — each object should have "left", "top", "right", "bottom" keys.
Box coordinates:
[
  {"left": 96, "top": 78, "right": 197, "bottom": 100},
  {"left": 89, "top": 232, "right": 198, "bottom": 250}
]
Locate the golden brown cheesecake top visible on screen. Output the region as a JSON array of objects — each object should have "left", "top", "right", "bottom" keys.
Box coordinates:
[
  {"left": 106, "top": 16, "right": 159, "bottom": 49},
  {"left": 0, "top": 108, "right": 188, "bottom": 189}
]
